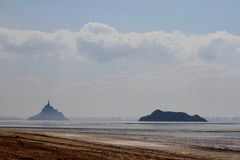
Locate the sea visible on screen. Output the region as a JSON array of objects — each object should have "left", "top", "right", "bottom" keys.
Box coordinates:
[{"left": 0, "top": 119, "right": 240, "bottom": 139}]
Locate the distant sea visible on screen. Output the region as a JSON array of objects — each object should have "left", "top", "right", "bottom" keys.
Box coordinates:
[{"left": 0, "top": 119, "right": 240, "bottom": 139}]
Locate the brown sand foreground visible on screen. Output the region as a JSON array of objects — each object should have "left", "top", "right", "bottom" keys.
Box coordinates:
[{"left": 0, "top": 130, "right": 239, "bottom": 160}]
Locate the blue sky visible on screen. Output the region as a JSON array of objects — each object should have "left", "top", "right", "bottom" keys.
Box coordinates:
[
  {"left": 1, "top": 0, "right": 240, "bottom": 34},
  {"left": 1, "top": 0, "right": 240, "bottom": 118}
]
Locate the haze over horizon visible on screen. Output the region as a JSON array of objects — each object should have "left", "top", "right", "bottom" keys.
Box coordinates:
[{"left": 1, "top": 0, "right": 240, "bottom": 118}]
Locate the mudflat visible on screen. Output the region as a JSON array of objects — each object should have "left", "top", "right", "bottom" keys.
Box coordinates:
[{"left": 0, "top": 129, "right": 239, "bottom": 160}]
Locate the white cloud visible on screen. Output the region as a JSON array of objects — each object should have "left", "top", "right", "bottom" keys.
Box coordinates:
[
  {"left": 80, "top": 22, "right": 117, "bottom": 34},
  {"left": 1, "top": 22, "right": 240, "bottom": 66},
  {"left": 2, "top": 23, "right": 240, "bottom": 117}
]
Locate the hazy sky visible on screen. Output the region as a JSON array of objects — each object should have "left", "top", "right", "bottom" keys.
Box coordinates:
[{"left": 1, "top": 0, "right": 240, "bottom": 118}]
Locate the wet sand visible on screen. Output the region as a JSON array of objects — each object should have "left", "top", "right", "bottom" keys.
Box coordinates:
[{"left": 0, "top": 129, "right": 239, "bottom": 160}]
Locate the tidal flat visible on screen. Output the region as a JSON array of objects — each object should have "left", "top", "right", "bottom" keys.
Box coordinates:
[{"left": 0, "top": 127, "right": 239, "bottom": 160}]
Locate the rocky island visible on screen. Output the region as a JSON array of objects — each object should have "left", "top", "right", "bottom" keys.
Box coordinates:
[
  {"left": 28, "top": 100, "right": 68, "bottom": 120},
  {"left": 139, "top": 109, "right": 207, "bottom": 122}
]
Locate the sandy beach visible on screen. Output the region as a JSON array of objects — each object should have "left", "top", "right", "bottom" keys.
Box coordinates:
[{"left": 0, "top": 128, "right": 239, "bottom": 160}]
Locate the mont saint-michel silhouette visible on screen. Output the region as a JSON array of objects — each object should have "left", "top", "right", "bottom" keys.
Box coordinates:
[{"left": 28, "top": 100, "right": 68, "bottom": 120}]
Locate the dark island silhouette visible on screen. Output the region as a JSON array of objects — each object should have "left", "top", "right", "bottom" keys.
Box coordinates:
[
  {"left": 28, "top": 100, "right": 68, "bottom": 120},
  {"left": 139, "top": 109, "right": 207, "bottom": 122}
]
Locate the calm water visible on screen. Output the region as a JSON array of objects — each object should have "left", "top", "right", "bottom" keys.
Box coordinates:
[{"left": 0, "top": 120, "right": 240, "bottom": 140}]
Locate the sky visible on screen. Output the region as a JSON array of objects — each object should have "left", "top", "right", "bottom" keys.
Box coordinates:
[{"left": 0, "top": 0, "right": 240, "bottom": 118}]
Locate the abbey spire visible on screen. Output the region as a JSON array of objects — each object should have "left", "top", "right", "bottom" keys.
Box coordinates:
[{"left": 47, "top": 99, "right": 50, "bottom": 106}]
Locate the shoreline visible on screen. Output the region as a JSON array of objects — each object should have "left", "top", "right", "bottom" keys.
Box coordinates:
[{"left": 0, "top": 128, "right": 239, "bottom": 159}]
